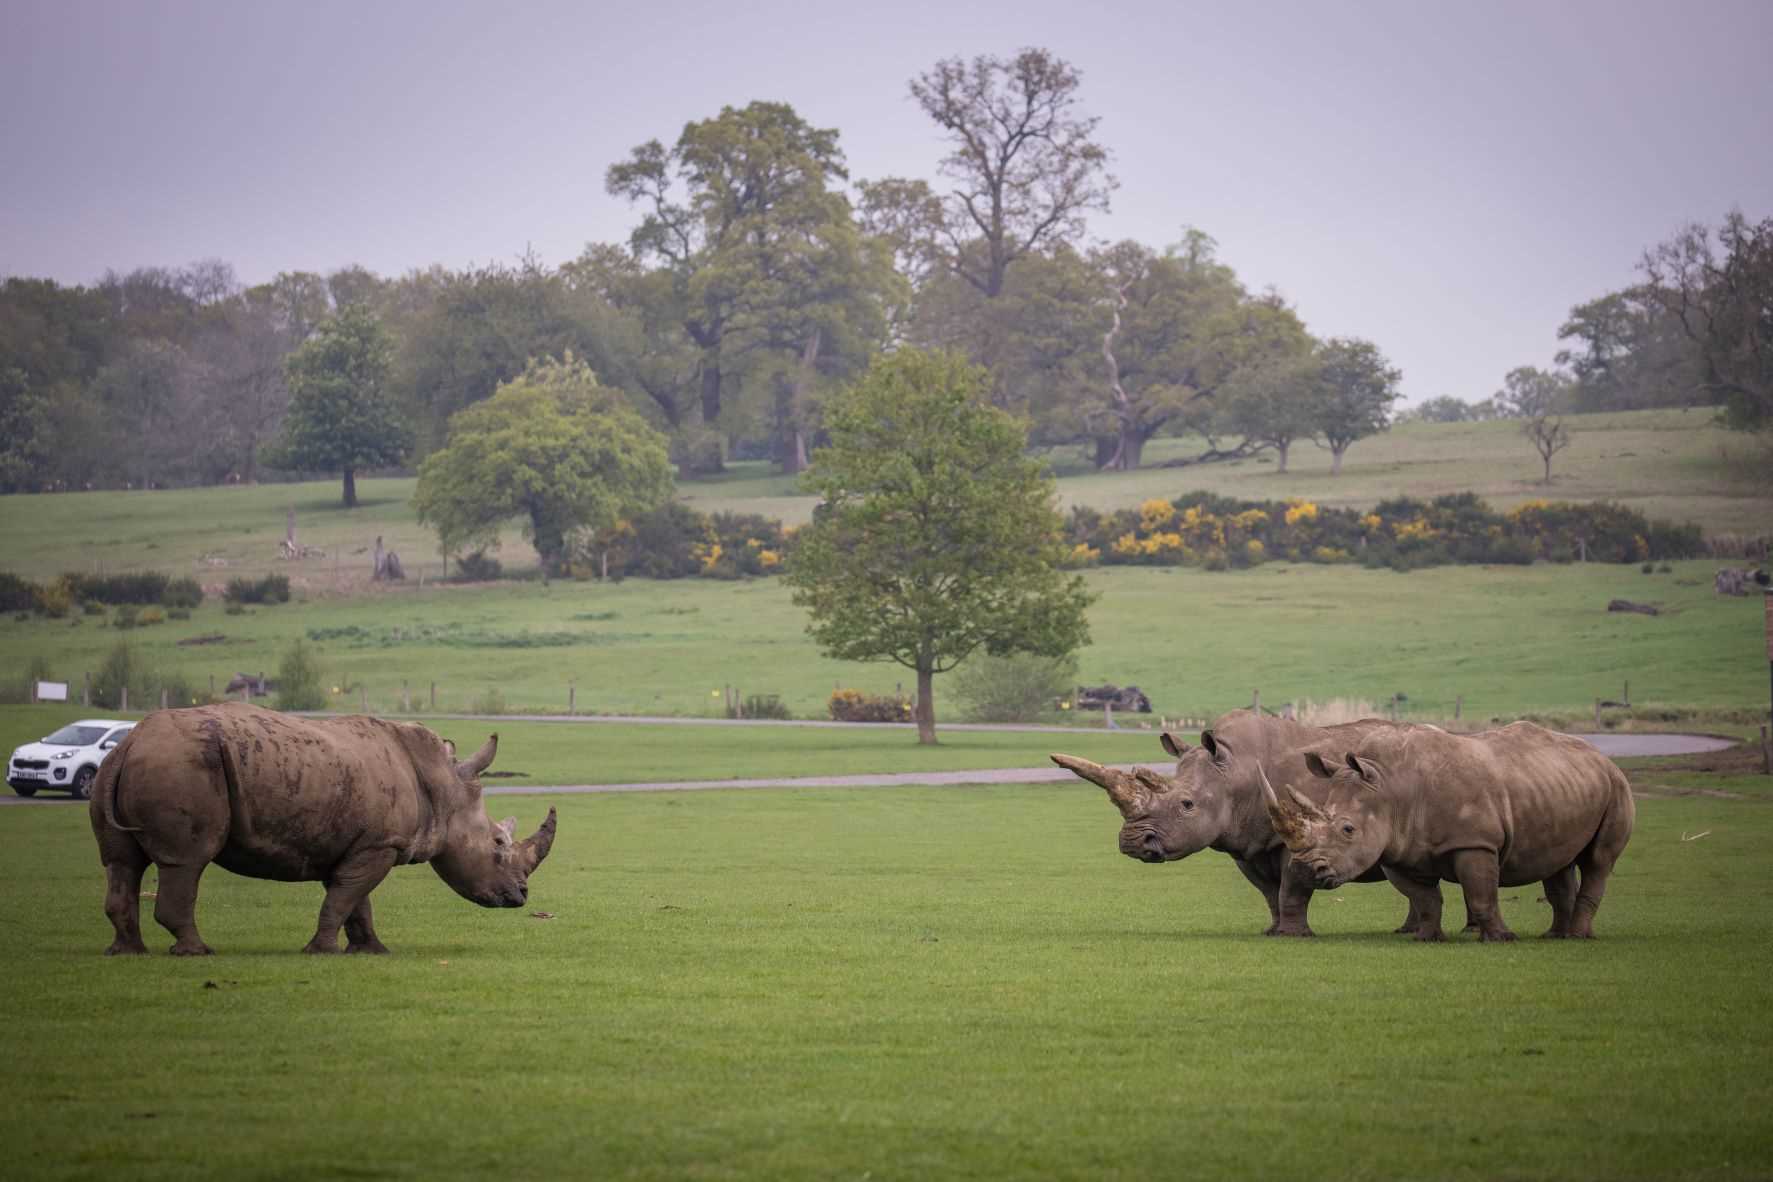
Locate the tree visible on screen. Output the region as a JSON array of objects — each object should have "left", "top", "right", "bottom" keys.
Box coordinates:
[
  {"left": 1639, "top": 210, "right": 1773, "bottom": 435},
  {"left": 903, "top": 48, "right": 1115, "bottom": 298},
  {"left": 1221, "top": 352, "right": 1321, "bottom": 472},
  {"left": 275, "top": 304, "right": 407, "bottom": 507},
  {"left": 785, "top": 348, "right": 1093, "bottom": 745},
  {"left": 1405, "top": 395, "right": 1483, "bottom": 423},
  {"left": 1497, "top": 365, "right": 1573, "bottom": 483},
  {"left": 1313, "top": 337, "right": 1402, "bottom": 475},
  {"left": 413, "top": 354, "right": 674, "bottom": 575}
]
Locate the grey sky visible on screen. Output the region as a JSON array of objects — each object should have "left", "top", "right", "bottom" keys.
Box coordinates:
[{"left": 4, "top": 0, "right": 1769, "bottom": 404}]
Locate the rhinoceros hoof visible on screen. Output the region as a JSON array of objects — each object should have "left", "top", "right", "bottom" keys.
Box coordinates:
[
  {"left": 346, "top": 942, "right": 391, "bottom": 955},
  {"left": 1541, "top": 929, "right": 1572, "bottom": 940},
  {"left": 169, "top": 943, "right": 213, "bottom": 957},
  {"left": 105, "top": 941, "right": 148, "bottom": 956},
  {"left": 301, "top": 940, "right": 342, "bottom": 955},
  {"left": 1413, "top": 929, "right": 1447, "bottom": 943},
  {"left": 1266, "top": 927, "right": 1316, "bottom": 938},
  {"left": 1480, "top": 929, "right": 1518, "bottom": 943}
]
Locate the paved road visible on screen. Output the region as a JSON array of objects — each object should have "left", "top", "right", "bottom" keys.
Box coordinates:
[{"left": 2, "top": 730, "right": 1743, "bottom": 805}]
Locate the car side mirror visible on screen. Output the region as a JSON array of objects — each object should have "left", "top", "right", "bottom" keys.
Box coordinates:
[{"left": 100, "top": 740, "right": 116, "bottom": 750}]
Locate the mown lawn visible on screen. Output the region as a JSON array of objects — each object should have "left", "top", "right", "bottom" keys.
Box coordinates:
[
  {"left": 2, "top": 558, "right": 1762, "bottom": 723},
  {"left": 3, "top": 780, "right": 1768, "bottom": 1180}
]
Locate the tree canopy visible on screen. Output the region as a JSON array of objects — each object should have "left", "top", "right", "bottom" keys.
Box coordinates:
[
  {"left": 785, "top": 348, "right": 1093, "bottom": 744},
  {"left": 275, "top": 304, "right": 407, "bottom": 507},
  {"left": 414, "top": 355, "right": 674, "bottom": 575}
]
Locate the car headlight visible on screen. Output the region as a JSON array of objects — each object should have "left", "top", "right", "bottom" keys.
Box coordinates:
[{"left": 50, "top": 750, "right": 77, "bottom": 760}]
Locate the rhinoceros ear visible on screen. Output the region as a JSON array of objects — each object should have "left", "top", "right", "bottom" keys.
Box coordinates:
[
  {"left": 1303, "top": 752, "right": 1337, "bottom": 779},
  {"left": 1344, "top": 753, "right": 1379, "bottom": 783},
  {"left": 493, "top": 816, "right": 517, "bottom": 846},
  {"left": 1159, "top": 732, "right": 1190, "bottom": 757},
  {"left": 1200, "top": 730, "right": 1230, "bottom": 764}
]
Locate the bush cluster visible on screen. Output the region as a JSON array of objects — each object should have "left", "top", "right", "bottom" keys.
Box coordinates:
[
  {"left": 225, "top": 574, "right": 292, "bottom": 604},
  {"left": 63, "top": 571, "right": 170, "bottom": 605},
  {"left": 1063, "top": 491, "right": 1706, "bottom": 572},
  {"left": 828, "top": 688, "right": 914, "bottom": 723},
  {"left": 0, "top": 569, "right": 206, "bottom": 614},
  {"left": 730, "top": 693, "right": 791, "bottom": 720}
]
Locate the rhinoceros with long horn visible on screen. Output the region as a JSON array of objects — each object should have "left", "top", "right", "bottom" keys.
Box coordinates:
[
  {"left": 90, "top": 702, "right": 557, "bottom": 956},
  {"left": 1258, "top": 721, "right": 1634, "bottom": 941},
  {"left": 1051, "top": 709, "right": 1468, "bottom": 937}
]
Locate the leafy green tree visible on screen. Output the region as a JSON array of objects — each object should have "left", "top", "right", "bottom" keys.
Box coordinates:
[
  {"left": 275, "top": 304, "right": 407, "bottom": 507},
  {"left": 786, "top": 349, "right": 1093, "bottom": 745},
  {"left": 1221, "top": 352, "right": 1321, "bottom": 473},
  {"left": 275, "top": 638, "right": 326, "bottom": 712},
  {"left": 1406, "top": 395, "right": 1483, "bottom": 423},
  {"left": 413, "top": 354, "right": 674, "bottom": 575},
  {"left": 1313, "top": 337, "right": 1402, "bottom": 475}
]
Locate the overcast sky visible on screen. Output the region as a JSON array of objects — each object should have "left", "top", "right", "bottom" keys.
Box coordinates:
[{"left": 4, "top": 0, "right": 1769, "bottom": 403}]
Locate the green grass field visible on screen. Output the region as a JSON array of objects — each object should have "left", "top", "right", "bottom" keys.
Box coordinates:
[
  {"left": 3, "top": 560, "right": 1763, "bottom": 724},
  {"left": 1, "top": 408, "right": 1765, "bottom": 585},
  {"left": 3, "top": 778, "right": 1768, "bottom": 1180}
]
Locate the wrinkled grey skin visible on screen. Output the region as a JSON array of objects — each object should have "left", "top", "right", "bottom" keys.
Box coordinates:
[
  {"left": 1052, "top": 710, "right": 1465, "bottom": 937},
  {"left": 90, "top": 702, "right": 557, "bottom": 956},
  {"left": 1262, "top": 722, "right": 1635, "bottom": 941}
]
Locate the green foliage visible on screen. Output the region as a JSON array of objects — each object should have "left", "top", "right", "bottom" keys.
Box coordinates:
[
  {"left": 452, "top": 551, "right": 503, "bottom": 582},
  {"left": 136, "top": 607, "right": 165, "bottom": 627},
  {"left": 787, "top": 349, "right": 1094, "bottom": 739},
  {"left": 414, "top": 354, "right": 674, "bottom": 575},
  {"left": 92, "top": 638, "right": 138, "bottom": 709},
  {"left": 0, "top": 571, "right": 34, "bottom": 612},
  {"left": 33, "top": 575, "right": 73, "bottom": 618},
  {"left": 1313, "top": 337, "right": 1402, "bottom": 470},
  {"left": 274, "top": 304, "right": 408, "bottom": 506},
  {"left": 469, "top": 687, "right": 507, "bottom": 716},
  {"left": 63, "top": 570, "right": 169, "bottom": 605},
  {"left": 161, "top": 577, "right": 204, "bottom": 609},
  {"left": 730, "top": 693, "right": 790, "bottom": 720},
  {"left": 952, "top": 651, "right": 1079, "bottom": 723},
  {"left": 274, "top": 638, "right": 326, "bottom": 711},
  {"left": 225, "top": 574, "right": 290, "bottom": 604},
  {"left": 113, "top": 604, "right": 139, "bottom": 629}
]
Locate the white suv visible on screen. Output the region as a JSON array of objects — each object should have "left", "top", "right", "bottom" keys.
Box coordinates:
[{"left": 8, "top": 719, "right": 135, "bottom": 799}]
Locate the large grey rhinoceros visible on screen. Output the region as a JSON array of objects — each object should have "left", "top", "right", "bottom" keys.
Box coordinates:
[
  {"left": 1051, "top": 710, "right": 1452, "bottom": 936},
  {"left": 90, "top": 702, "right": 557, "bottom": 956},
  {"left": 1259, "top": 721, "right": 1634, "bottom": 941}
]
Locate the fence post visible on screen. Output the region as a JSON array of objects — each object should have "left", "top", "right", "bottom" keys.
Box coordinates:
[
  {"left": 1454, "top": 694, "right": 1463, "bottom": 721},
  {"left": 209, "top": 673, "right": 215, "bottom": 700},
  {"left": 121, "top": 686, "right": 128, "bottom": 713},
  {"left": 568, "top": 684, "right": 575, "bottom": 715},
  {"left": 361, "top": 686, "right": 368, "bottom": 714},
  {"left": 430, "top": 681, "right": 437, "bottom": 710},
  {"left": 1251, "top": 689, "right": 1260, "bottom": 714},
  {"left": 1762, "top": 725, "right": 1770, "bottom": 776},
  {"left": 1623, "top": 679, "right": 1630, "bottom": 708},
  {"left": 160, "top": 688, "right": 168, "bottom": 710},
  {"left": 1594, "top": 698, "right": 1602, "bottom": 727},
  {"left": 402, "top": 680, "right": 410, "bottom": 712},
  {"left": 84, "top": 671, "right": 91, "bottom": 706}
]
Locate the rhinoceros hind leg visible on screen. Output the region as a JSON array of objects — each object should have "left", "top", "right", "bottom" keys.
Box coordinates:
[
  {"left": 1567, "top": 795, "right": 1631, "bottom": 938},
  {"left": 1451, "top": 849, "right": 1517, "bottom": 943},
  {"left": 305, "top": 849, "right": 397, "bottom": 954},
  {"left": 1382, "top": 867, "right": 1445, "bottom": 940},
  {"left": 101, "top": 843, "right": 150, "bottom": 956},
  {"left": 154, "top": 863, "right": 214, "bottom": 956},
  {"left": 344, "top": 896, "right": 391, "bottom": 955},
  {"left": 1540, "top": 865, "right": 1578, "bottom": 938}
]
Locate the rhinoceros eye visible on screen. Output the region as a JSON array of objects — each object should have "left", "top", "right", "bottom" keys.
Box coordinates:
[
  {"left": 1180, "top": 798, "right": 1194, "bottom": 811},
  {"left": 1340, "top": 822, "right": 1356, "bottom": 836}
]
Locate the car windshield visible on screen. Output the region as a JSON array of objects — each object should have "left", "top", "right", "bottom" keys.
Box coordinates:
[{"left": 42, "top": 725, "right": 108, "bottom": 747}]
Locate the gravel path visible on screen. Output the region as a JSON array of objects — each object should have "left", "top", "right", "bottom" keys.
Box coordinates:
[{"left": 1, "top": 729, "right": 1744, "bottom": 806}]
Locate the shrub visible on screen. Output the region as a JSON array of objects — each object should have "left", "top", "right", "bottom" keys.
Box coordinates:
[
  {"left": 952, "top": 652, "right": 1079, "bottom": 723},
  {"left": 33, "top": 577, "right": 73, "bottom": 618},
  {"left": 274, "top": 638, "right": 327, "bottom": 711},
  {"left": 224, "top": 602, "right": 247, "bottom": 616},
  {"left": 168, "top": 607, "right": 190, "bottom": 620},
  {"left": 83, "top": 600, "right": 106, "bottom": 616},
  {"left": 162, "top": 577, "right": 204, "bottom": 609},
  {"left": 114, "top": 604, "right": 140, "bottom": 630},
  {"left": 730, "top": 693, "right": 791, "bottom": 720},
  {"left": 67, "top": 571, "right": 170, "bottom": 605},
  {"left": 453, "top": 550, "right": 502, "bottom": 582},
  {"left": 470, "top": 687, "right": 508, "bottom": 716},
  {"left": 0, "top": 572, "right": 36, "bottom": 612},
  {"left": 226, "top": 574, "right": 292, "bottom": 604},
  {"left": 93, "top": 640, "right": 139, "bottom": 710},
  {"left": 828, "top": 688, "right": 915, "bottom": 723},
  {"left": 137, "top": 607, "right": 165, "bottom": 627}
]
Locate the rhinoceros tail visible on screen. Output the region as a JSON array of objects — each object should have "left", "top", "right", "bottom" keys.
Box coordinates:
[
  {"left": 96, "top": 730, "right": 143, "bottom": 833},
  {"left": 215, "top": 735, "right": 254, "bottom": 839}
]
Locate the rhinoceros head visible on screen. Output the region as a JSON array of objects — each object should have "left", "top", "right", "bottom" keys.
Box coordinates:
[
  {"left": 1258, "top": 752, "right": 1388, "bottom": 890},
  {"left": 1049, "top": 730, "right": 1239, "bottom": 864},
  {"left": 428, "top": 733, "right": 558, "bottom": 908}
]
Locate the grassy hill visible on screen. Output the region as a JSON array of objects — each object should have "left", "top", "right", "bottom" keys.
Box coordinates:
[{"left": 0, "top": 409, "right": 1764, "bottom": 587}]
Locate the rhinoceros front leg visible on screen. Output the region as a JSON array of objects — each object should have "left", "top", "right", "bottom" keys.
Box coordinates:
[
  {"left": 1451, "top": 849, "right": 1516, "bottom": 942},
  {"left": 1269, "top": 856, "right": 1317, "bottom": 937},
  {"left": 304, "top": 849, "right": 397, "bottom": 955},
  {"left": 344, "top": 895, "right": 390, "bottom": 955},
  {"left": 154, "top": 862, "right": 215, "bottom": 956},
  {"left": 1231, "top": 858, "right": 1284, "bottom": 934},
  {"left": 1382, "top": 867, "right": 1446, "bottom": 941}
]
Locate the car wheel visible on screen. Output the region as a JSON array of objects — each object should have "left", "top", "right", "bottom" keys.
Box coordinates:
[
  {"left": 71, "top": 767, "right": 96, "bottom": 801},
  {"left": 11, "top": 783, "right": 37, "bottom": 798}
]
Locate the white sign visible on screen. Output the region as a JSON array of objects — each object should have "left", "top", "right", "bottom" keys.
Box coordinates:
[{"left": 34, "top": 680, "right": 69, "bottom": 702}]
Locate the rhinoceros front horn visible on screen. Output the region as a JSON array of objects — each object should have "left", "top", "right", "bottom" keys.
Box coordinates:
[
  {"left": 518, "top": 807, "right": 557, "bottom": 872},
  {"left": 458, "top": 733, "right": 498, "bottom": 778},
  {"left": 1257, "top": 762, "right": 1315, "bottom": 852},
  {"left": 1050, "top": 753, "right": 1146, "bottom": 816}
]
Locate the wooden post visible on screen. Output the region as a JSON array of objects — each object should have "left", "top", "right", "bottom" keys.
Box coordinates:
[
  {"left": 1594, "top": 698, "right": 1602, "bottom": 726},
  {"left": 430, "top": 681, "right": 436, "bottom": 710},
  {"left": 121, "top": 686, "right": 128, "bottom": 712},
  {"left": 1761, "top": 725, "right": 1770, "bottom": 776},
  {"left": 209, "top": 673, "right": 215, "bottom": 700},
  {"left": 1251, "top": 689, "right": 1260, "bottom": 715},
  {"left": 568, "top": 684, "right": 575, "bottom": 715},
  {"left": 1623, "top": 679, "right": 1630, "bottom": 708},
  {"left": 84, "top": 671, "right": 91, "bottom": 706},
  {"left": 361, "top": 686, "right": 368, "bottom": 714},
  {"left": 1454, "top": 694, "right": 1463, "bottom": 721},
  {"left": 160, "top": 688, "right": 168, "bottom": 710},
  {"left": 402, "top": 680, "right": 410, "bottom": 712}
]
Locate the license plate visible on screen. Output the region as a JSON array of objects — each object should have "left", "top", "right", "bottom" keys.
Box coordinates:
[{"left": 12, "top": 771, "right": 46, "bottom": 780}]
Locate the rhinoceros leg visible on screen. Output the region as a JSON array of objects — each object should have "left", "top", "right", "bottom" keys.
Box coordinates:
[
  {"left": 303, "top": 848, "right": 397, "bottom": 954},
  {"left": 1231, "top": 858, "right": 1284, "bottom": 934},
  {"left": 154, "top": 863, "right": 214, "bottom": 956},
  {"left": 1451, "top": 850, "right": 1516, "bottom": 942},
  {"left": 1540, "top": 865, "right": 1578, "bottom": 938},
  {"left": 100, "top": 842, "right": 150, "bottom": 956},
  {"left": 1269, "top": 856, "right": 1317, "bottom": 937},
  {"left": 1383, "top": 867, "right": 1446, "bottom": 941},
  {"left": 343, "top": 896, "right": 390, "bottom": 955}
]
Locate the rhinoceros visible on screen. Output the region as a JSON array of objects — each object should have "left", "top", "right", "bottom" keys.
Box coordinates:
[
  {"left": 90, "top": 702, "right": 557, "bottom": 956},
  {"left": 1051, "top": 710, "right": 1463, "bottom": 936},
  {"left": 1258, "top": 721, "right": 1634, "bottom": 941}
]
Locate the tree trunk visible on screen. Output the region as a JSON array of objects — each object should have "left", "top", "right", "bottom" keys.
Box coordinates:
[
  {"left": 779, "top": 329, "right": 820, "bottom": 476},
  {"left": 1329, "top": 445, "right": 1345, "bottom": 476},
  {"left": 342, "top": 467, "right": 357, "bottom": 508},
  {"left": 915, "top": 661, "right": 936, "bottom": 746},
  {"left": 1276, "top": 439, "right": 1290, "bottom": 473},
  {"left": 1117, "top": 426, "right": 1145, "bottom": 471},
  {"left": 1542, "top": 450, "right": 1553, "bottom": 484},
  {"left": 1093, "top": 437, "right": 1118, "bottom": 469},
  {"left": 699, "top": 360, "right": 723, "bottom": 424}
]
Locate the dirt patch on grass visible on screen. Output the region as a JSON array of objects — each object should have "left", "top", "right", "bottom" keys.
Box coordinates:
[{"left": 1626, "top": 741, "right": 1771, "bottom": 801}]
